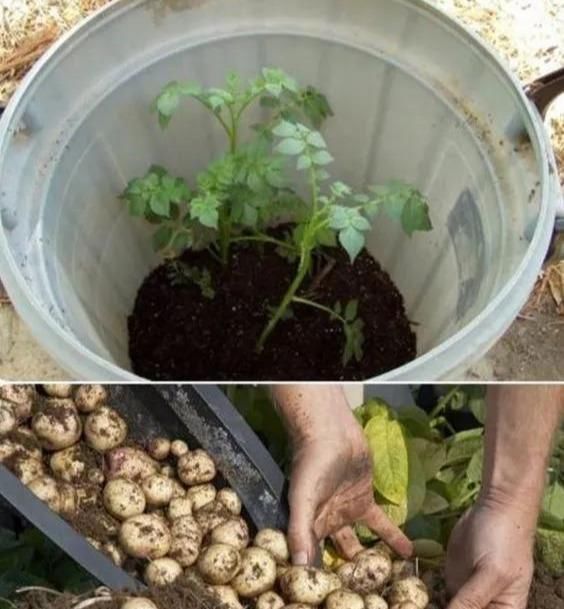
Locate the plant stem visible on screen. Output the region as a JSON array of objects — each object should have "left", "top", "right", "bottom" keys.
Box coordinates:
[
  {"left": 231, "top": 234, "right": 297, "bottom": 252},
  {"left": 429, "top": 386, "right": 460, "bottom": 420},
  {"left": 291, "top": 296, "right": 345, "bottom": 324}
]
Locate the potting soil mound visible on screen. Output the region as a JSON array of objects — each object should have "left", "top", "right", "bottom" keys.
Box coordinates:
[{"left": 129, "top": 239, "right": 416, "bottom": 380}]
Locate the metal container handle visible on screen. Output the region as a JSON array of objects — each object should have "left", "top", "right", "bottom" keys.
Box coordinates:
[{"left": 525, "top": 67, "right": 564, "bottom": 117}]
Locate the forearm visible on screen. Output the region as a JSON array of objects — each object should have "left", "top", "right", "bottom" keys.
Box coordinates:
[{"left": 480, "top": 385, "right": 564, "bottom": 530}]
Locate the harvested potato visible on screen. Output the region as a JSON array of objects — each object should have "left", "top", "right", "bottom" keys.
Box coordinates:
[
  {"left": 171, "top": 479, "right": 186, "bottom": 498},
  {"left": 194, "top": 500, "right": 231, "bottom": 534},
  {"left": 178, "top": 449, "right": 216, "bottom": 486},
  {"left": 0, "top": 385, "right": 35, "bottom": 419},
  {"left": 277, "top": 565, "right": 290, "bottom": 579},
  {"left": 50, "top": 445, "right": 90, "bottom": 482},
  {"left": 256, "top": 591, "right": 285, "bottom": 609},
  {"left": 211, "top": 517, "right": 250, "bottom": 550},
  {"left": 232, "top": 547, "right": 277, "bottom": 598},
  {"left": 148, "top": 438, "right": 171, "bottom": 461},
  {"left": 336, "top": 562, "right": 354, "bottom": 587},
  {"left": 186, "top": 483, "right": 216, "bottom": 510},
  {"left": 0, "top": 402, "right": 16, "bottom": 436},
  {"left": 325, "top": 590, "right": 364, "bottom": 609},
  {"left": 103, "top": 478, "right": 146, "bottom": 520},
  {"left": 119, "top": 514, "right": 171, "bottom": 559},
  {"left": 142, "top": 474, "right": 174, "bottom": 507},
  {"left": 169, "top": 515, "right": 203, "bottom": 567},
  {"left": 170, "top": 440, "right": 189, "bottom": 457},
  {"left": 365, "top": 595, "right": 388, "bottom": 609},
  {"left": 198, "top": 543, "right": 241, "bottom": 585},
  {"left": 348, "top": 550, "right": 392, "bottom": 594},
  {"left": 11, "top": 455, "right": 45, "bottom": 484},
  {"left": 58, "top": 483, "right": 77, "bottom": 516},
  {"left": 76, "top": 485, "right": 99, "bottom": 509},
  {"left": 103, "top": 541, "right": 126, "bottom": 567},
  {"left": 32, "top": 400, "right": 82, "bottom": 450},
  {"left": 42, "top": 385, "right": 73, "bottom": 398},
  {"left": 279, "top": 567, "right": 333, "bottom": 605},
  {"left": 389, "top": 604, "right": 420, "bottom": 609},
  {"left": 217, "top": 488, "right": 242, "bottom": 515},
  {"left": 160, "top": 464, "right": 174, "bottom": 478},
  {"left": 254, "top": 528, "right": 289, "bottom": 564},
  {"left": 168, "top": 497, "right": 192, "bottom": 520},
  {"left": 87, "top": 536, "right": 102, "bottom": 550},
  {"left": 88, "top": 468, "right": 105, "bottom": 485},
  {"left": 388, "top": 578, "right": 429, "bottom": 609},
  {"left": 210, "top": 585, "right": 243, "bottom": 609},
  {"left": 74, "top": 385, "right": 107, "bottom": 413},
  {"left": 27, "top": 476, "right": 61, "bottom": 513},
  {"left": 144, "top": 557, "right": 183, "bottom": 586},
  {"left": 283, "top": 605, "right": 314, "bottom": 609},
  {"left": 326, "top": 573, "right": 342, "bottom": 595},
  {"left": 391, "top": 561, "right": 415, "bottom": 581},
  {"left": 84, "top": 406, "right": 127, "bottom": 452},
  {"left": 121, "top": 599, "right": 158, "bottom": 609},
  {"left": 106, "top": 447, "right": 158, "bottom": 481}
]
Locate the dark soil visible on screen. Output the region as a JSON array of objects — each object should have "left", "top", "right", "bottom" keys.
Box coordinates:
[{"left": 129, "top": 235, "right": 416, "bottom": 380}]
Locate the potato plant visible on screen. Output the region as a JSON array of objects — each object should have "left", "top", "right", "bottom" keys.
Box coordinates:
[
  {"left": 121, "top": 68, "right": 432, "bottom": 366},
  {"left": 0, "top": 383, "right": 430, "bottom": 609}
]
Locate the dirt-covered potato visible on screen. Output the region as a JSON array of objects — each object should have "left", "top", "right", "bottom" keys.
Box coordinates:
[
  {"left": 119, "top": 514, "right": 171, "bottom": 559},
  {"left": 74, "top": 385, "right": 107, "bottom": 413},
  {"left": 42, "top": 384, "right": 73, "bottom": 398},
  {"left": 391, "top": 561, "right": 415, "bottom": 581},
  {"left": 103, "top": 541, "right": 126, "bottom": 567},
  {"left": 58, "top": 483, "right": 77, "bottom": 516},
  {"left": 0, "top": 385, "right": 35, "bottom": 419},
  {"left": 32, "top": 400, "right": 82, "bottom": 450},
  {"left": 11, "top": 455, "right": 45, "bottom": 484},
  {"left": 210, "top": 585, "right": 243, "bottom": 609},
  {"left": 256, "top": 591, "right": 285, "bottom": 609},
  {"left": 217, "top": 488, "right": 242, "bottom": 515},
  {"left": 186, "top": 483, "right": 216, "bottom": 510},
  {"left": 198, "top": 543, "right": 241, "bottom": 585},
  {"left": 232, "top": 547, "right": 277, "bottom": 598},
  {"left": 171, "top": 479, "right": 186, "bottom": 498},
  {"left": 389, "top": 603, "right": 420, "bottom": 609},
  {"left": 254, "top": 528, "right": 289, "bottom": 564},
  {"left": 86, "top": 536, "right": 102, "bottom": 550},
  {"left": 50, "top": 445, "right": 90, "bottom": 482},
  {"left": 84, "top": 406, "right": 127, "bottom": 452},
  {"left": 144, "top": 557, "right": 183, "bottom": 586},
  {"left": 160, "top": 464, "right": 174, "bottom": 478},
  {"left": 365, "top": 595, "right": 388, "bottom": 609},
  {"left": 0, "top": 428, "right": 42, "bottom": 462},
  {"left": 211, "top": 517, "right": 250, "bottom": 550},
  {"left": 0, "top": 402, "right": 16, "bottom": 436},
  {"left": 169, "top": 515, "right": 203, "bottom": 567},
  {"left": 27, "top": 476, "right": 61, "bottom": 513},
  {"left": 106, "top": 447, "right": 159, "bottom": 481},
  {"left": 142, "top": 474, "right": 174, "bottom": 507},
  {"left": 178, "top": 449, "right": 216, "bottom": 486},
  {"left": 279, "top": 567, "right": 334, "bottom": 606},
  {"left": 121, "top": 599, "right": 158, "bottom": 609},
  {"left": 148, "top": 437, "right": 171, "bottom": 461},
  {"left": 336, "top": 562, "right": 354, "bottom": 587},
  {"left": 168, "top": 497, "right": 193, "bottom": 520},
  {"left": 348, "top": 550, "right": 392, "bottom": 594},
  {"left": 325, "top": 590, "right": 364, "bottom": 609},
  {"left": 103, "top": 478, "right": 146, "bottom": 520},
  {"left": 194, "top": 500, "right": 231, "bottom": 534},
  {"left": 170, "top": 440, "right": 189, "bottom": 457},
  {"left": 283, "top": 605, "right": 314, "bottom": 609},
  {"left": 387, "top": 578, "right": 429, "bottom": 609}
]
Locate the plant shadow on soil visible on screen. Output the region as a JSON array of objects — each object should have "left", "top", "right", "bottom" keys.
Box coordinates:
[{"left": 128, "top": 235, "right": 416, "bottom": 381}]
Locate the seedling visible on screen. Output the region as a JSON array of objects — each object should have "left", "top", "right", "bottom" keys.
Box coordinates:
[
  {"left": 121, "top": 68, "right": 433, "bottom": 367},
  {"left": 167, "top": 261, "right": 215, "bottom": 300}
]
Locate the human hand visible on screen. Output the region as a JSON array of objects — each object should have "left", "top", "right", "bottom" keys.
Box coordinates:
[{"left": 446, "top": 498, "right": 535, "bottom": 609}]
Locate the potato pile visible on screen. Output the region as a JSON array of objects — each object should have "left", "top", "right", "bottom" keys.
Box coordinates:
[{"left": 0, "top": 384, "right": 429, "bottom": 609}]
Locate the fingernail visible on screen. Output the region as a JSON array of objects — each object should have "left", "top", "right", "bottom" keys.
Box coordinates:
[{"left": 292, "top": 551, "right": 308, "bottom": 566}]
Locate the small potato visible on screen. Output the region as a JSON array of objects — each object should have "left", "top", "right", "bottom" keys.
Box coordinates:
[
  {"left": 279, "top": 567, "right": 333, "bottom": 606},
  {"left": 336, "top": 562, "right": 355, "bottom": 587},
  {"left": 391, "top": 561, "right": 415, "bottom": 581},
  {"left": 84, "top": 406, "right": 127, "bottom": 452},
  {"left": 32, "top": 400, "right": 82, "bottom": 450},
  {"left": 103, "top": 478, "right": 146, "bottom": 520},
  {"left": 198, "top": 543, "right": 241, "bottom": 585},
  {"left": 389, "top": 604, "right": 420, "bottom": 609},
  {"left": 103, "top": 541, "right": 126, "bottom": 566},
  {"left": 283, "top": 605, "right": 313, "bottom": 609},
  {"left": 211, "top": 517, "right": 250, "bottom": 550},
  {"left": 160, "top": 464, "right": 175, "bottom": 478},
  {"left": 169, "top": 515, "right": 203, "bottom": 567},
  {"left": 74, "top": 385, "right": 107, "bottom": 413},
  {"left": 348, "top": 550, "right": 392, "bottom": 594},
  {"left": 178, "top": 449, "right": 216, "bottom": 486},
  {"left": 256, "top": 591, "right": 285, "bottom": 609},
  {"left": 217, "top": 488, "right": 242, "bottom": 515},
  {"left": 365, "top": 595, "right": 389, "bottom": 609},
  {"left": 0, "top": 385, "right": 35, "bottom": 419},
  {"left": 42, "top": 384, "right": 73, "bottom": 398},
  {"left": 210, "top": 585, "right": 243, "bottom": 609},
  {"left": 142, "top": 474, "right": 174, "bottom": 507},
  {"left": 194, "top": 500, "right": 231, "bottom": 534},
  {"left": 50, "top": 445, "right": 88, "bottom": 482},
  {"left": 170, "top": 439, "right": 189, "bottom": 457},
  {"left": 232, "top": 547, "right": 277, "bottom": 598},
  {"left": 148, "top": 437, "right": 171, "bottom": 461},
  {"left": 12, "top": 455, "right": 45, "bottom": 484},
  {"left": 0, "top": 402, "right": 16, "bottom": 435},
  {"left": 325, "top": 590, "right": 364, "bottom": 609},
  {"left": 168, "top": 497, "right": 193, "bottom": 520},
  {"left": 326, "top": 573, "right": 342, "bottom": 595},
  {"left": 28, "top": 476, "right": 61, "bottom": 513},
  {"left": 88, "top": 468, "right": 105, "bottom": 486},
  {"left": 119, "top": 514, "right": 171, "bottom": 559},
  {"left": 121, "top": 599, "right": 158, "bottom": 609},
  {"left": 387, "top": 578, "right": 429, "bottom": 609},
  {"left": 186, "top": 483, "right": 216, "bottom": 510},
  {"left": 58, "top": 483, "right": 77, "bottom": 516},
  {"left": 106, "top": 447, "right": 158, "bottom": 481},
  {"left": 144, "top": 557, "right": 183, "bottom": 586},
  {"left": 254, "top": 528, "right": 289, "bottom": 564}
]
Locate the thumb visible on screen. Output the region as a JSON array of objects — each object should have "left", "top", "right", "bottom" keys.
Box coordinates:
[{"left": 447, "top": 567, "right": 503, "bottom": 609}]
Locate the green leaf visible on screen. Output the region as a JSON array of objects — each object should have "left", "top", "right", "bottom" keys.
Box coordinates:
[
  {"left": 297, "top": 155, "right": 312, "bottom": 170},
  {"left": 190, "top": 195, "right": 221, "bottom": 229},
  {"left": 536, "top": 528, "right": 564, "bottom": 575},
  {"left": 401, "top": 192, "right": 433, "bottom": 236},
  {"left": 410, "top": 439, "right": 447, "bottom": 481},
  {"left": 406, "top": 439, "right": 427, "bottom": 519},
  {"left": 470, "top": 399, "right": 487, "bottom": 424},
  {"left": 306, "top": 131, "right": 327, "bottom": 149},
  {"left": 312, "top": 150, "right": 334, "bottom": 166},
  {"left": 375, "top": 492, "right": 408, "bottom": 526},
  {"left": 276, "top": 138, "right": 306, "bottom": 155},
  {"left": 339, "top": 226, "right": 365, "bottom": 262},
  {"left": 421, "top": 490, "right": 450, "bottom": 515},
  {"left": 467, "top": 448, "right": 484, "bottom": 483},
  {"left": 128, "top": 195, "right": 146, "bottom": 217},
  {"left": 152, "top": 226, "right": 173, "bottom": 251},
  {"left": 445, "top": 429, "right": 484, "bottom": 466},
  {"left": 242, "top": 203, "right": 258, "bottom": 227},
  {"left": 150, "top": 191, "right": 171, "bottom": 217},
  {"left": 365, "top": 417, "right": 409, "bottom": 505},
  {"left": 344, "top": 300, "right": 358, "bottom": 322},
  {"left": 273, "top": 121, "right": 299, "bottom": 138},
  {"left": 542, "top": 481, "right": 564, "bottom": 524},
  {"left": 351, "top": 215, "right": 371, "bottom": 231},
  {"left": 364, "top": 398, "right": 392, "bottom": 422},
  {"left": 405, "top": 514, "right": 442, "bottom": 542}
]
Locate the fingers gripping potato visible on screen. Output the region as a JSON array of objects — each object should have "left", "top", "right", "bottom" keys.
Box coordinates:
[
  {"left": 279, "top": 567, "right": 334, "bottom": 606},
  {"left": 142, "top": 474, "right": 174, "bottom": 507},
  {"left": 106, "top": 447, "right": 158, "bottom": 481},
  {"left": 365, "top": 595, "right": 389, "bottom": 609},
  {"left": 103, "top": 478, "right": 146, "bottom": 520},
  {"left": 254, "top": 528, "right": 289, "bottom": 564},
  {"left": 84, "top": 406, "right": 127, "bottom": 452},
  {"left": 144, "top": 557, "right": 183, "bottom": 586},
  {"left": 231, "top": 547, "right": 277, "bottom": 598},
  {"left": 168, "top": 497, "right": 193, "bottom": 520},
  {"left": 198, "top": 543, "right": 241, "bottom": 585},
  {"left": 119, "top": 514, "right": 171, "bottom": 559},
  {"left": 42, "top": 385, "right": 73, "bottom": 398},
  {"left": 32, "top": 400, "right": 82, "bottom": 451},
  {"left": 186, "top": 484, "right": 216, "bottom": 510},
  {"left": 348, "top": 550, "right": 392, "bottom": 594},
  {"left": 388, "top": 578, "right": 429, "bottom": 609},
  {"left": 256, "top": 591, "right": 285, "bottom": 609},
  {"left": 27, "top": 476, "right": 61, "bottom": 513},
  {"left": 169, "top": 515, "right": 203, "bottom": 567},
  {"left": 178, "top": 449, "right": 216, "bottom": 486},
  {"left": 325, "top": 590, "right": 364, "bottom": 609},
  {"left": 74, "top": 385, "right": 107, "bottom": 413},
  {"left": 211, "top": 517, "right": 250, "bottom": 550},
  {"left": 217, "top": 488, "right": 242, "bottom": 515}
]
